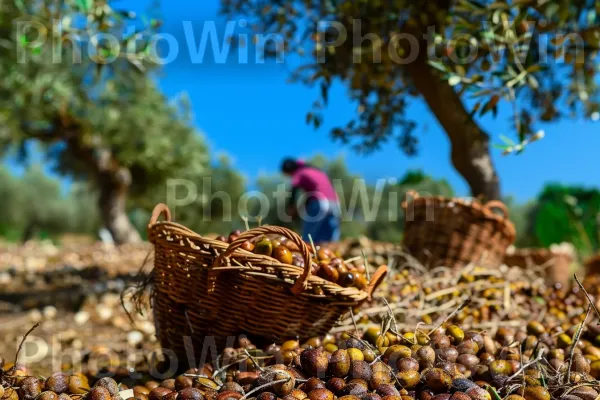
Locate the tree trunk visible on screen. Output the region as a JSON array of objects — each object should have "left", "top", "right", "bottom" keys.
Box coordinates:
[
  {"left": 403, "top": 34, "right": 501, "bottom": 200},
  {"left": 22, "top": 118, "right": 142, "bottom": 244},
  {"left": 21, "top": 219, "right": 38, "bottom": 243},
  {"left": 66, "top": 134, "right": 141, "bottom": 245},
  {"left": 98, "top": 169, "right": 141, "bottom": 245}
]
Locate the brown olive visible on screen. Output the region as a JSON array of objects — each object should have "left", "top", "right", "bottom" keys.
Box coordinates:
[
  {"left": 456, "top": 340, "right": 479, "bottom": 355},
  {"left": 431, "top": 336, "right": 451, "bottom": 350},
  {"left": 20, "top": 377, "right": 42, "bottom": 400},
  {"left": 2, "top": 388, "right": 19, "bottom": 400},
  {"left": 526, "top": 321, "right": 546, "bottom": 336},
  {"left": 273, "top": 246, "right": 293, "bottom": 264},
  {"left": 375, "top": 385, "right": 400, "bottom": 398},
  {"left": 398, "top": 357, "right": 420, "bottom": 372},
  {"left": 303, "top": 377, "right": 326, "bottom": 393},
  {"left": 570, "top": 353, "right": 591, "bottom": 374},
  {"left": 339, "top": 383, "right": 367, "bottom": 397},
  {"left": 216, "top": 391, "right": 242, "bottom": 400},
  {"left": 423, "top": 369, "right": 452, "bottom": 392},
  {"left": 354, "top": 274, "right": 368, "bottom": 290},
  {"left": 178, "top": 388, "right": 205, "bottom": 400},
  {"left": 384, "top": 345, "right": 412, "bottom": 365},
  {"left": 370, "top": 362, "right": 392, "bottom": 389},
  {"left": 436, "top": 348, "right": 458, "bottom": 363},
  {"left": 457, "top": 354, "right": 480, "bottom": 369},
  {"left": 308, "top": 389, "right": 334, "bottom": 400},
  {"left": 465, "top": 387, "right": 491, "bottom": 400},
  {"left": 326, "top": 378, "right": 345, "bottom": 394},
  {"left": 88, "top": 387, "right": 113, "bottom": 400},
  {"left": 38, "top": 392, "right": 59, "bottom": 400},
  {"left": 350, "top": 360, "right": 372, "bottom": 382},
  {"left": 218, "top": 383, "right": 243, "bottom": 395},
  {"left": 290, "top": 389, "right": 308, "bottom": 400},
  {"left": 301, "top": 349, "right": 329, "bottom": 377},
  {"left": 149, "top": 387, "right": 174, "bottom": 400},
  {"left": 146, "top": 382, "right": 160, "bottom": 390},
  {"left": 256, "top": 393, "right": 276, "bottom": 400},
  {"left": 338, "top": 272, "right": 356, "bottom": 287},
  {"left": 95, "top": 378, "right": 119, "bottom": 396},
  {"left": 318, "top": 264, "right": 339, "bottom": 284},
  {"left": 161, "top": 380, "right": 176, "bottom": 391},
  {"left": 67, "top": 375, "right": 89, "bottom": 394},
  {"left": 451, "top": 393, "right": 473, "bottom": 400},
  {"left": 240, "top": 240, "right": 254, "bottom": 252},
  {"left": 569, "top": 386, "right": 598, "bottom": 400},
  {"left": 417, "top": 346, "right": 436, "bottom": 368},
  {"left": 134, "top": 387, "right": 151, "bottom": 396}
]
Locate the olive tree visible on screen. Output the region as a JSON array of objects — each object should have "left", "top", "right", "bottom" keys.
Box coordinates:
[
  {"left": 221, "top": 0, "right": 600, "bottom": 200},
  {"left": 1, "top": 0, "right": 211, "bottom": 243}
]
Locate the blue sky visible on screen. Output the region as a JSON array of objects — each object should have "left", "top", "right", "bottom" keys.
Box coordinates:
[{"left": 8, "top": 0, "right": 600, "bottom": 202}]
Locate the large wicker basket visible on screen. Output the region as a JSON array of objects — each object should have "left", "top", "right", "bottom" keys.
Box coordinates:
[
  {"left": 401, "top": 191, "right": 516, "bottom": 269},
  {"left": 503, "top": 247, "right": 573, "bottom": 288},
  {"left": 147, "top": 203, "right": 387, "bottom": 362}
]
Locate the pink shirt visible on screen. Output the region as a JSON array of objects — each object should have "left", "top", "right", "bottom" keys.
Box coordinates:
[{"left": 291, "top": 164, "right": 339, "bottom": 201}]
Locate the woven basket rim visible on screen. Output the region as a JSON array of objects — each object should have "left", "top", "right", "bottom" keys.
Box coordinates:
[
  {"left": 147, "top": 219, "right": 385, "bottom": 303},
  {"left": 403, "top": 194, "right": 517, "bottom": 240}
]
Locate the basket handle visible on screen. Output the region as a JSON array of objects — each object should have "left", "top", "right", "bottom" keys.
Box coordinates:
[
  {"left": 401, "top": 190, "right": 420, "bottom": 210},
  {"left": 365, "top": 265, "right": 387, "bottom": 301},
  {"left": 149, "top": 203, "right": 172, "bottom": 227},
  {"left": 211, "top": 225, "right": 313, "bottom": 295},
  {"left": 484, "top": 200, "right": 509, "bottom": 219}
]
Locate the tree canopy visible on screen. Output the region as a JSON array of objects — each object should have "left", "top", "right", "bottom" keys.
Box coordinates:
[
  {"left": 221, "top": 0, "right": 600, "bottom": 199},
  {"left": 0, "top": 0, "right": 220, "bottom": 243}
]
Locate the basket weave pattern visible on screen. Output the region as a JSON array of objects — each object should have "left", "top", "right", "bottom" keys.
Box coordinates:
[
  {"left": 147, "top": 203, "right": 387, "bottom": 359},
  {"left": 402, "top": 192, "right": 516, "bottom": 269}
]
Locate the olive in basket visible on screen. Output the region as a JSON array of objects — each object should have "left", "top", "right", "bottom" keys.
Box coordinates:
[
  {"left": 253, "top": 237, "right": 273, "bottom": 257},
  {"left": 272, "top": 245, "right": 293, "bottom": 264}
]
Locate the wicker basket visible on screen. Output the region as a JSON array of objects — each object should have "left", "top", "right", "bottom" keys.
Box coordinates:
[
  {"left": 503, "top": 247, "right": 572, "bottom": 288},
  {"left": 585, "top": 254, "right": 600, "bottom": 276},
  {"left": 147, "top": 203, "right": 387, "bottom": 361},
  {"left": 401, "top": 191, "right": 516, "bottom": 269}
]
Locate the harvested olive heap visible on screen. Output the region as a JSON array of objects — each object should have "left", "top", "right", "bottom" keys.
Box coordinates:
[
  {"left": 5, "top": 313, "right": 600, "bottom": 400},
  {"left": 216, "top": 232, "right": 370, "bottom": 290}
]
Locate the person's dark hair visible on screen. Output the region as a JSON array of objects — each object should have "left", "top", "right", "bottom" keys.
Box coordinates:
[{"left": 281, "top": 158, "right": 301, "bottom": 174}]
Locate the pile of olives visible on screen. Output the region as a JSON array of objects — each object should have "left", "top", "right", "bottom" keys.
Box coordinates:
[
  {"left": 216, "top": 231, "right": 371, "bottom": 290},
  {"left": 7, "top": 318, "right": 600, "bottom": 400}
]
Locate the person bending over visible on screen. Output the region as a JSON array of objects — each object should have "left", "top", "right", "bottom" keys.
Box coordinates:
[{"left": 281, "top": 158, "right": 341, "bottom": 244}]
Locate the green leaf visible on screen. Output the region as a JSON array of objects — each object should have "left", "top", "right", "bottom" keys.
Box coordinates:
[
  {"left": 468, "top": 101, "right": 482, "bottom": 120},
  {"left": 480, "top": 94, "right": 500, "bottom": 116},
  {"left": 499, "top": 134, "right": 514, "bottom": 145},
  {"left": 320, "top": 82, "right": 328, "bottom": 106},
  {"left": 448, "top": 76, "right": 462, "bottom": 86},
  {"left": 428, "top": 61, "right": 448, "bottom": 72},
  {"left": 76, "top": 0, "right": 93, "bottom": 13}
]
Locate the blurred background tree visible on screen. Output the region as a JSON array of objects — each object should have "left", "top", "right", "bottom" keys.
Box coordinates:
[
  {"left": 0, "top": 0, "right": 210, "bottom": 244},
  {"left": 532, "top": 184, "right": 600, "bottom": 258},
  {"left": 221, "top": 0, "right": 600, "bottom": 201},
  {"left": 0, "top": 165, "right": 99, "bottom": 242}
]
